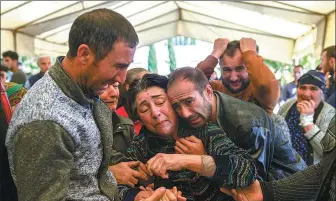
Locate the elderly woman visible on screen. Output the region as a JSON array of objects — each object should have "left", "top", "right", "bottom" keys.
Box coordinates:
[
  {"left": 116, "top": 68, "right": 149, "bottom": 135},
  {"left": 99, "top": 82, "right": 150, "bottom": 189},
  {"left": 279, "top": 70, "right": 335, "bottom": 165},
  {"left": 118, "top": 74, "right": 257, "bottom": 201}
]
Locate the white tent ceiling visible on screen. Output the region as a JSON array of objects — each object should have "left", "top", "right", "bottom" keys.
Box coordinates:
[{"left": 1, "top": 1, "right": 335, "bottom": 63}]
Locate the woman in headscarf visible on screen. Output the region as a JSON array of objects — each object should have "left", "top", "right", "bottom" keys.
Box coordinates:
[{"left": 279, "top": 70, "right": 335, "bottom": 165}]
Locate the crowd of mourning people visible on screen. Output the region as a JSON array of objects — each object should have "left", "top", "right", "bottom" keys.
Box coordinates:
[{"left": 0, "top": 8, "right": 335, "bottom": 201}]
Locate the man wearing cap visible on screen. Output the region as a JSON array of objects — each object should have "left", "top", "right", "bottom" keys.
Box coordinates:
[{"left": 278, "top": 70, "right": 335, "bottom": 165}]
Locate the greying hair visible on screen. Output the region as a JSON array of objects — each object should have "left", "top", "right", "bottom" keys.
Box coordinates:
[
  {"left": 67, "top": 8, "right": 138, "bottom": 62},
  {"left": 126, "top": 67, "right": 149, "bottom": 85},
  {"left": 168, "top": 67, "right": 209, "bottom": 96},
  {"left": 127, "top": 73, "right": 169, "bottom": 121}
]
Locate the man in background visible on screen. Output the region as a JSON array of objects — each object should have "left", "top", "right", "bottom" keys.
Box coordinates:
[
  {"left": 321, "top": 45, "right": 335, "bottom": 108},
  {"left": 282, "top": 65, "right": 304, "bottom": 101},
  {"left": 2, "top": 51, "right": 27, "bottom": 85},
  {"left": 25, "top": 55, "right": 52, "bottom": 89},
  {"left": 197, "top": 38, "right": 280, "bottom": 115}
]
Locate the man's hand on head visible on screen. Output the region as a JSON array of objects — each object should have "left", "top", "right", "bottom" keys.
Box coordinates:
[
  {"left": 211, "top": 38, "right": 230, "bottom": 59},
  {"left": 240, "top": 38, "right": 257, "bottom": 54}
]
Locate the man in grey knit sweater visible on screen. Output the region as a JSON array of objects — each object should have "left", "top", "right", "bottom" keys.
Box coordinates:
[
  {"left": 5, "top": 8, "right": 176, "bottom": 201},
  {"left": 221, "top": 115, "right": 336, "bottom": 201}
]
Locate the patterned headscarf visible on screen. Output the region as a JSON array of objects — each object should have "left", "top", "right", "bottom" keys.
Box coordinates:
[
  {"left": 298, "top": 70, "right": 326, "bottom": 92},
  {"left": 4, "top": 82, "right": 27, "bottom": 107}
]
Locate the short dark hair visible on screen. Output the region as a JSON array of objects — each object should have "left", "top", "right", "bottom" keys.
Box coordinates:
[
  {"left": 67, "top": 8, "right": 138, "bottom": 62},
  {"left": 2, "top": 51, "right": 19, "bottom": 61},
  {"left": 127, "top": 73, "right": 169, "bottom": 121},
  {"left": 168, "top": 67, "right": 209, "bottom": 96},
  {"left": 323, "top": 45, "right": 336, "bottom": 59},
  {"left": 219, "top": 40, "right": 259, "bottom": 65},
  {"left": 224, "top": 40, "right": 241, "bottom": 57},
  {"left": 294, "top": 65, "right": 303, "bottom": 69},
  {"left": 0, "top": 63, "right": 9, "bottom": 72},
  {"left": 316, "top": 64, "right": 322, "bottom": 71}
]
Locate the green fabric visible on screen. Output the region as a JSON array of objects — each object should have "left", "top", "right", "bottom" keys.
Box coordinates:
[
  {"left": 168, "top": 38, "right": 176, "bottom": 73},
  {"left": 148, "top": 44, "right": 158, "bottom": 73},
  {"left": 6, "top": 84, "right": 23, "bottom": 97}
]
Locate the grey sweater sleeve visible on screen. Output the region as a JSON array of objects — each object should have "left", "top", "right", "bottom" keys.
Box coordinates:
[
  {"left": 12, "top": 121, "right": 75, "bottom": 201},
  {"left": 262, "top": 163, "right": 320, "bottom": 201}
]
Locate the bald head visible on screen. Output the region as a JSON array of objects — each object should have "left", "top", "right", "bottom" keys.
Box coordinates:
[{"left": 37, "top": 55, "right": 52, "bottom": 73}]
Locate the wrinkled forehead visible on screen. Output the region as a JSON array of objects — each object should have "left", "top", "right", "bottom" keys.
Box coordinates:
[
  {"left": 168, "top": 80, "right": 198, "bottom": 102},
  {"left": 38, "top": 57, "right": 51, "bottom": 62},
  {"left": 220, "top": 51, "right": 244, "bottom": 67},
  {"left": 298, "top": 83, "right": 320, "bottom": 90},
  {"left": 136, "top": 86, "right": 166, "bottom": 103}
]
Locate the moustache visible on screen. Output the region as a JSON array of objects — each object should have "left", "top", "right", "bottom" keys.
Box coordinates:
[{"left": 187, "top": 114, "right": 198, "bottom": 121}]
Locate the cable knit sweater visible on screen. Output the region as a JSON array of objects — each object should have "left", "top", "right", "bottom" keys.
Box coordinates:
[{"left": 6, "top": 57, "right": 119, "bottom": 201}]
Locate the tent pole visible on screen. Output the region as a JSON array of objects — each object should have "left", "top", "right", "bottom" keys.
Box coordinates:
[
  {"left": 13, "top": 31, "right": 17, "bottom": 52},
  {"left": 321, "top": 16, "right": 328, "bottom": 51}
]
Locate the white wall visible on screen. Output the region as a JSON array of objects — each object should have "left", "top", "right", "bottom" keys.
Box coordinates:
[
  {"left": 16, "top": 33, "right": 35, "bottom": 57},
  {"left": 1, "top": 30, "right": 14, "bottom": 54},
  {"left": 324, "top": 12, "right": 335, "bottom": 48}
]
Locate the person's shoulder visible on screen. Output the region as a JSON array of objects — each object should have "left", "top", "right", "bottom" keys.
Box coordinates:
[
  {"left": 210, "top": 80, "right": 224, "bottom": 91},
  {"left": 207, "top": 123, "right": 222, "bottom": 133},
  {"left": 322, "top": 101, "right": 335, "bottom": 112},
  {"left": 321, "top": 115, "right": 335, "bottom": 152}
]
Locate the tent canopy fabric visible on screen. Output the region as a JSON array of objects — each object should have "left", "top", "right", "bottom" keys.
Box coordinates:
[{"left": 1, "top": 1, "right": 335, "bottom": 63}]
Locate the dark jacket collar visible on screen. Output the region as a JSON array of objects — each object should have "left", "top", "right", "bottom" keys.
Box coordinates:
[{"left": 48, "top": 56, "right": 95, "bottom": 107}]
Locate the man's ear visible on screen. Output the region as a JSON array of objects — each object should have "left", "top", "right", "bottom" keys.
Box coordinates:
[
  {"left": 204, "top": 84, "right": 213, "bottom": 100},
  {"left": 328, "top": 57, "right": 335, "bottom": 72},
  {"left": 77, "top": 44, "right": 94, "bottom": 66}
]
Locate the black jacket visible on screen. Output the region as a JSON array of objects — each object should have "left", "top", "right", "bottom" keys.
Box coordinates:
[
  {"left": 214, "top": 91, "right": 306, "bottom": 181},
  {"left": 109, "top": 112, "right": 135, "bottom": 165}
]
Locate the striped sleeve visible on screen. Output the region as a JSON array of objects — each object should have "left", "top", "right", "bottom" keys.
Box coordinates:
[
  {"left": 262, "top": 163, "right": 320, "bottom": 201},
  {"left": 205, "top": 124, "right": 257, "bottom": 188}
]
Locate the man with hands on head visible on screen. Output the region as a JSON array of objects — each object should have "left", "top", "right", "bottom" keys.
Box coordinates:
[
  {"left": 197, "top": 38, "right": 280, "bottom": 115},
  {"left": 278, "top": 70, "right": 335, "bottom": 165}
]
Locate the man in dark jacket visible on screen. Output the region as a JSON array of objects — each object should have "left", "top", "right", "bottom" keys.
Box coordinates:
[
  {"left": 167, "top": 67, "right": 307, "bottom": 181},
  {"left": 2, "top": 51, "right": 27, "bottom": 85}
]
